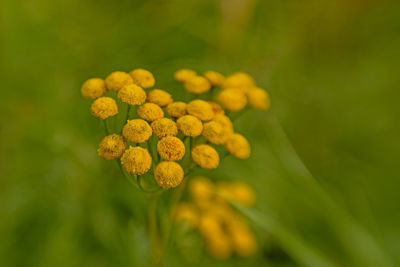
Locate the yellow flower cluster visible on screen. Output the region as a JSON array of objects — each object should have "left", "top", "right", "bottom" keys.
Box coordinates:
[{"left": 174, "top": 177, "right": 258, "bottom": 259}]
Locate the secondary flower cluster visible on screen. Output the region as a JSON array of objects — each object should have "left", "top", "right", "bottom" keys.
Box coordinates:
[{"left": 174, "top": 177, "right": 258, "bottom": 259}]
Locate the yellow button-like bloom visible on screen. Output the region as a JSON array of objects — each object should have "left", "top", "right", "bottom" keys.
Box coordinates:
[
  {"left": 217, "top": 182, "right": 256, "bottom": 207},
  {"left": 121, "top": 146, "right": 152, "bottom": 175},
  {"left": 191, "top": 144, "right": 220, "bottom": 169},
  {"left": 212, "top": 114, "right": 234, "bottom": 133},
  {"left": 117, "top": 84, "right": 146, "bottom": 105},
  {"left": 174, "top": 69, "right": 197, "bottom": 82},
  {"left": 105, "top": 71, "right": 133, "bottom": 91},
  {"left": 225, "top": 133, "right": 250, "bottom": 159},
  {"left": 208, "top": 101, "right": 224, "bottom": 115},
  {"left": 146, "top": 89, "right": 173, "bottom": 107},
  {"left": 217, "top": 88, "right": 247, "bottom": 111},
  {"left": 81, "top": 78, "right": 107, "bottom": 99},
  {"left": 174, "top": 203, "right": 199, "bottom": 228},
  {"left": 202, "top": 121, "right": 228, "bottom": 145},
  {"left": 204, "top": 232, "right": 232, "bottom": 259},
  {"left": 97, "top": 134, "right": 126, "bottom": 160},
  {"left": 247, "top": 87, "right": 270, "bottom": 110},
  {"left": 129, "top": 68, "right": 155, "bottom": 89},
  {"left": 230, "top": 229, "right": 258, "bottom": 257},
  {"left": 151, "top": 118, "right": 178, "bottom": 139},
  {"left": 176, "top": 115, "right": 203, "bottom": 137},
  {"left": 122, "top": 119, "right": 152, "bottom": 143},
  {"left": 137, "top": 103, "right": 164, "bottom": 122},
  {"left": 203, "top": 71, "right": 225, "bottom": 87},
  {"left": 166, "top": 101, "right": 187, "bottom": 118},
  {"left": 222, "top": 72, "right": 255, "bottom": 93},
  {"left": 189, "top": 177, "right": 215, "bottom": 204},
  {"left": 198, "top": 212, "right": 223, "bottom": 237},
  {"left": 157, "top": 136, "right": 185, "bottom": 161},
  {"left": 154, "top": 161, "right": 184, "bottom": 189},
  {"left": 186, "top": 100, "right": 214, "bottom": 121},
  {"left": 91, "top": 97, "right": 118, "bottom": 119},
  {"left": 184, "top": 76, "right": 211, "bottom": 94}
]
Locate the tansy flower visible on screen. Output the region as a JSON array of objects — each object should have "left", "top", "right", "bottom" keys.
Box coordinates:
[
  {"left": 166, "top": 101, "right": 187, "bottom": 118},
  {"left": 230, "top": 228, "right": 258, "bottom": 257},
  {"left": 217, "top": 182, "right": 256, "bottom": 207},
  {"left": 105, "top": 71, "right": 133, "bottom": 91},
  {"left": 137, "top": 103, "right": 164, "bottom": 121},
  {"left": 129, "top": 68, "right": 155, "bottom": 88},
  {"left": 91, "top": 97, "right": 118, "bottom": 119},
  {"left": 212, "top": 114, "right": 234, "bottom": 133},
  {"left": 81, "top": 78, "right": 107, "bottom": 99},
  {"left": 225, "top": 133, "right": 250, "bottom": 159},
  {"left": 191, "top": 144, "right": 220, "bottom": 170},
  {"left": 122, "top": 119, "right": 152, "bottom": 143},
  {"left": 184, "top": 76, "right": 211, "bottom": 94},
  {"left": 247, "top": 87, "right": 270, "bottom": 110},
  {"left": 176, "top": 115, "right": 203, "bottom": 137},
  {"left": 189, "top": 177, "right": 215, "bottom": 204},
  {"left": 121, "top": 146, "right": 152, "bottom": 175},
  {"left": 157, "top": 136, "right": 185, "bottom": 161},
  {"left": 174, "top": 203, "right": 199, "bottom": 228},
  {"left": 174, "top": 69, "right": 197, "bottom": 82},
  {"left": 217, "top": 88, "right": 247, "bottom": 111},
  {"left": 186, "top": 100, "right": 214, "bottom": 121},
  {"left": 203, "top": 71, "right": 225, "bottom": 87},
  {"left": 202, "top": 121, "right": 228, "bottom": 145},
  {"left": 154, "top": 161, "right": 184, "bottom": 189},
  {"left": 208, "top": 101, "right": 224, "bottom": 115},
  {"left": 151, "top": 118, "right": 178, "bottom": 138},
  {"left": 147, "top": 89, "right": 173, "bottom": 107},
  {"left": 205, "top": 232, "right": 233, "bottom": 260},
  {"left": 117, "top": 84, "right": 146, "bottom": 105},
  {"left": 222, "top": 72, "right": 255, "bottom": 93},
  {"left": 97, "top": 134, "right": 126, "bottom": 160},
  {"left": 198, "top": 212, "right": 223, "bottom": 237}
]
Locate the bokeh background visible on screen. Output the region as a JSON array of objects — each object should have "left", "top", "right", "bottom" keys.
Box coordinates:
[{"left": 1, "top": 0, "right": 400, "bottom": 266}]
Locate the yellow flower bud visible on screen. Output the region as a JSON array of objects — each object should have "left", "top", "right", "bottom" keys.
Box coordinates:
[
  {"left": 121, "top": 146, "right": 152, "bottom": 175},
  {"left": 184, "top": 76, "right": 211, "bottom": 94},
  {"left": 151, "top": 118, "right": 178, "bottom": 139},
  {"left": 157, "top": 136, "right": 185, "bottom": 161},
  {"left": 129, "top": 68, "right": 155, "bottom": 88},
  {"left": 174, "top": 203, "right": 199, "bottom": 228},
  {"left": 90, "top": 97, "right": 118, "bottom": 119},
  {"left": 217, "top": 182, "right": 256, "bottom": 207},
  {"left": 217, "top": 88, "right": 247, "bottom": 111},
  {"left": 154, "top": 161, "right": 184, "bottom": 189},
  {"left": 225, "top": 134, "right": 250, "bottom": 159},
  {"left": 105, "top": 71, "right": 133, "bottom": 91},
  {"left": 247, "top": 87, "right": 270, "bottom": 110},
  {"left": 198, "top": 212, "right": 223, "bottom": 237},
  {"left": 189, "top": 177, "right": 215, "bottom": 204},
  {"left": 191, "top": 144, "right": 220, "bottom": 169},
  {"left": 174, "top": 69, "right": 197, "bottom": 82},
  {"left": 166, "top": 101, "right": 187, "bottom": 118},
  {"left": 146, "top": 89, "right": 173, "bottom": 107},
  {"left": 212, "top": 114, "right": 234, "bottom": 133},
  {"left": 137, "top": 103, "right": 164, "bottom": 122},
  {"left": 117, "top": 84, "right": 146, "bottom": 105},
  {"left": 176, "top": 115, "right": 203, "bottom": 137},
  {"left": 230, "top": 229, "right": 258, "bottom": 257},
  {"left": 186, "top": 100, "right": 214, "bottom": 121},
  {"left": 204, "top": 232, "right": 232, "bottom": 259},
  {"left": 202, "top": 121, "right": 228, "bottom": 145},
  {"left": 222, "top": 72, "right": 255, "bottom": 93},
  {"left": 81, "top": 78, "right": 107, "bottom": 99},
  {"left": 203, "top": 71, "right": 225, "bottom": 87},
  {"left": 122, "top": 119, "right": 152, "bottom": 143},
  {"left": 97, "top": 134, "right": 126, "bottom": 160}
]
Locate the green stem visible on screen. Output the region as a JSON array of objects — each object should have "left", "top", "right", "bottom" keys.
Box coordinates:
[
  {"left": 125, "top": 104, "right": 131, "bottom": 122},
  {"left": 148, "top": 193, "right": 163, "bottom": 266},
  {"left": 103, "top": 119, "right": 109, "bottom": 135}
]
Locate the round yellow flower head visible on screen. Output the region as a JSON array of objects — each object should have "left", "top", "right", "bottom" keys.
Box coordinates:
[
  {"left": 157, "top": 136, "right": 185, "bottom": 161},
  {"left": 191, "top": 144, "right": 220, "bottom": 170},
  {"left": 97, "top": 134, "right": 126, "bottom": 160},
  {"left": 129, "top": 68, "right": 155, "bottom": 88},
  {"left": 81, "top": 78, "right": 107, "bottom": 99},
  {"left": 154, "top": 161, "right": 184, "bottom": 189},
  {"left": 199, "top": 212, "right": 223, "bottom": 237},
  {"left": 222, "top": 72, "right": 255, "bottom": 93},
  {"left": 203, "top": 71, "right": 225, "bottom": 87},
  {"left": 186, "top": 100, "right": 215, "bottom": 121},
  {"left": 105, "top": 71, "right": 133, "bottom": 91},
  {"left": 91, "top": 97, "right": 118, "bottom": 119},
  {"left": 189, "top": 177, "right": 215, "bottom": 204},
  {"left": 151, "top": 118, "right": 178, "bottom": 139},
  {"left": 217, "top": 88, "right": 247, "bottom": 111},
  {"left": 117, "top": 84, "right": 146, "bottom": 105},
  {"left": 174, "top": 203, "right": 199, "bottom": 228},
  {"left": 184, "top": 76, "right": 211, "bottom": 94},
  {"left": 208, "top": 101, "right": 224, "bottom": 115},
  {"left": 174, "top": 69, "right": 197, "bottom": 82},
  {"left": 231, "top": 229, "right": 258, "bottom": 257},
  {"left": 217, "top": 182, "right": 256, "bottom": 207},
  {"left": 176, "top": 115, "right": 203, "bottom": 137},
  {"left": 146, "top": 89, "right": 173, "bottom": 107},
  {"left": 122, "top": 119, "right": 152, "bottom": 143},
  {"left": 166, "top": 101, "right": 187, "bottom": 118},
  {"left": 212, "top": 114, "right": 234, "bottom": 133},
  {"left": 137, "top": 103, "right": 164, "bottom": 122},
  {"left": 121, "top": 146, "right": 152, "bottom": 175},
  {"left": 225, "top": 133, "right": 251, "bottom": 159},
  {"left": 202, "top": 121, "right": 229, "bottom": 145},
  {"left": 205, "top": 232, "right": 232, "bottom": 259},
  {"left": 247, "top": 87, "right": 270, "bottom": 110}
]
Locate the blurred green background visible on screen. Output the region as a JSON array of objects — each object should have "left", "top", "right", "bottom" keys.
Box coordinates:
[{"left": 1, "top": 0, "right": 400, "bottom": 266}]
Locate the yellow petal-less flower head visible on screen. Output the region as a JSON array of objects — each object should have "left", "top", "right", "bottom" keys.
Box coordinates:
[
  {"left": 176, "top": 115, "right": 203, "bottom": 137},
  {"left": 222, "top": 72, "right": 255, "bottom": 93},
  {"left": 117, "top": 84, "right": 146, "bottom": 105},
  {"left": 91, "top": 97, "right": 118, "bottom": 119},
  {"left": 166, "top": 101, "right": 187, "bottom": 118},
  {"left": 204, "top": 231, "right": 232, "bottom": 260},
  {"left": 105, "top": 71, "right": 133, "bottom": 91},
  {"left": 151, "top": 118, "right": 178, "bottom": 139},
  {"left": 198, "top": 211, "right": 223, "bottom": 237},
  {"left": 203, "top": 71, "right": 225, "bottom": 87},
  {"left": 189, "top": 177, "right": 215, "bottom": 204},
  {"left": 157, "top": 136, "right": 185, "bottom": 161},
  {"left": 191, "top": 144, "right": 220, "bottom": 170},
  {"left": 174, "top": 203, "right": 199, "bottom": 228},
  {"left": 212, "top": 114, "right": 234, "bottom": 133},
  {"left": 147, "top": 89, "right": 173, "bottom": 107},
  {"left": 137, "top": 103, "right": 164, "bottom": 122},
  {"left": 121, "top": 146, "right": 152, "bottom": 175},
  {"left": 208, "top": 101, "right": 225, "bottom": 115},
  {"left": 202, "top": 121, "right": 229, "bottom": 145},
  {"left": 186, "top": 100, "right": 215, "bottom": 121},
  {"left": 122, "top": 119, "right": 152, "bottom": 143},
  {"left": 247, "top": 87, "right": 270, "bottom": 110},
  {"left": 218, "top": 88, "right": 247, "bottom": 111},
  {"left": 174, "top": 69, "right": 197, "bottom": 82},
  {"left": 129, "top": 68, "right": 155, "bottom": 89},
  {"left": 230, "top": 228, "right": 258, "bottom": 257},
  {"left": 225, "top": 133, "right": 251, "bottom": 159},
  {"left": 184, "top": 76, "right": 211, "bottom": 94},
  {"left": 217, "top": 182, "right": 256, "bottom": 207},
  {"left": 154, "top": 161, "right": 184, "bottom": 189},
  {"left": 97, "top": 134, "right": 126, "bottom": 160},
  {"left": 81, "top": 78, "right": 107, "bottom": 99}
]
